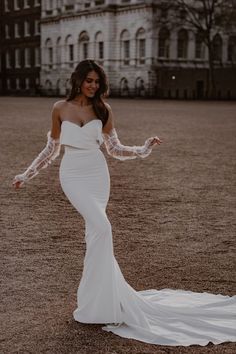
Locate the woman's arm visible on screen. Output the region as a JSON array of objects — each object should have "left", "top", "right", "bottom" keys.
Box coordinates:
[
  {"left": 12, "top": 102, "right": 62, "bottom": 189},
  {"left": 102, "top": 103, "right": 162, "bottom": 160}
]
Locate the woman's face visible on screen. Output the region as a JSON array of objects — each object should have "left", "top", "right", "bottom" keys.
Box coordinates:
[{"left": 80, "top": 70, "right": 100, "bottom": 98}]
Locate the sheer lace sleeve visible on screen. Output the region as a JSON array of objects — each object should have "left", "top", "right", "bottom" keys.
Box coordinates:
[
  {"left": 102, "top": 128, "right": 156, "bottom": 161},
  {"left": 12, "top": 131, "right": 61, "bottom": 187}
]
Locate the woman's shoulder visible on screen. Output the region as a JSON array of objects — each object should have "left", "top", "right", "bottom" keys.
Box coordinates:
[
  {"left": 104, "top": 101, "right": 112, "bottom": 112},
  {"left": 53, "top": 99, "right": 69, "bottom": 110}
]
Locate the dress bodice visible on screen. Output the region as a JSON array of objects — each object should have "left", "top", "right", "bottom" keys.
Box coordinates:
[{"left": 60, "top": 120, "right": 104, "bottom": 150}]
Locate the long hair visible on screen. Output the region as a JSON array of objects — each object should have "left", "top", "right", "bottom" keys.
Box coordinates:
[{"left": 67, "top": 60, "right": 109, "bottom": 126}]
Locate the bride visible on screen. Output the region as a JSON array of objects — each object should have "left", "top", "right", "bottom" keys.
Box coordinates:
[{"left": 12, "top": 59, "right": 236, "bottom": 347}]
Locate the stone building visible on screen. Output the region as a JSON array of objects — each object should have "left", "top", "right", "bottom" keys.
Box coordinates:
[
  {"left": 40, "top": 0, "right": 236, "bottom": 99},
  {"left": 0, "top": 0, "right": 41, "bottom": 95},
  {"left": 1, "top": 0, "right": 235, "bottom": 98}
]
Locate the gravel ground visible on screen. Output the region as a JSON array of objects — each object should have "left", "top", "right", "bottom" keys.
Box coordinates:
[{"left": 1, "top": 97, "right": 236, "bottom": 354}]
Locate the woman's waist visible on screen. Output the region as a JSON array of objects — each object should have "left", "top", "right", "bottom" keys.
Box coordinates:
[{"left": 63, "top": 144, "right": 101, "bottom": 153}]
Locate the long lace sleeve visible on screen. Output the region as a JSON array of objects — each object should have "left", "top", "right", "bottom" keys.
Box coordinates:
[
  {"left": 102, "top": 128, "right": 156, "bottom": 161},
  {"left": 13, "top": 131, "right": 61, "bottom": 186}
]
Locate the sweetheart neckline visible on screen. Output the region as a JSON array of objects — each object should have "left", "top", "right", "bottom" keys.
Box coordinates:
[{"left": 61, "top": 119, "right": 102, "bottom": 129}]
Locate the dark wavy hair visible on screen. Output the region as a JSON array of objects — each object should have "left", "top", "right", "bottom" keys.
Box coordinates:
[{"left": 66, "top": 60, "right": 109, "bottom": 126}]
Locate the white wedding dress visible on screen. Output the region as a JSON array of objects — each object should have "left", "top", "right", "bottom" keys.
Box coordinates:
[{"left": 59, "top": 119, "right": 236, "bottom": 346}]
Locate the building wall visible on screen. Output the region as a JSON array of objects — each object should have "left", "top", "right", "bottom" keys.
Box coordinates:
[
  {"left": 0, "top": 0, "right": 41, "bottom": 96},
  {"left": 1, "top": 0, "right": 236, "bottom": 98},
  {"left": 40, "top": 0, "right": 236, "bottom": 99}
]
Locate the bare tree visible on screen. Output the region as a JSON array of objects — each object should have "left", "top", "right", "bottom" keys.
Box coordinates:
[{"left": 170, "top": 0, "right": 236, "bottom": 97}]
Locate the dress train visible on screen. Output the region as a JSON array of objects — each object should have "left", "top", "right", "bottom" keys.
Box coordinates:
[{"left": 58, "top": 121, "right": 236, "bottom": 346}]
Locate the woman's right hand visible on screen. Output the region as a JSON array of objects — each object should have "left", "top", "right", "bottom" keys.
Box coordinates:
[{"left": 12, "top": 175, "right": 25, "bottom": 189}]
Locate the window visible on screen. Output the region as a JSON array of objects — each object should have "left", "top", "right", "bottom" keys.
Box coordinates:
[
  {"left": 83, "top": 43, "right": 88, "bottom": 59},
  {"left": 16, "top": 78, "right": 20, "bottom": 89},
  {"left": 24, "top": 21, "right": 30, "bottom": 37},
  {"left": 95, "top": 32, "right": 104, "bottom": 61},
  {"left": 46, "top": 0, "right": 53, "bottom": 15},
  {"left": 35, "top": 47, "right": 40, "bottom": 66},
  {"left": 24, "top": 48, "right": 31, "bottom": 67},
  {"left": 121, "top": 30, "right": 130, "bottom": 65},
  {"left": 7, "top": 79, "right": 11, "bottom": 90},
  {"left": 48, "top": 48, "right": 53, "bottom": 68},
  {"left": 24, "top": 0, "right": 30, "bottom": 8},
  {"left": 56, "top": 37, "right": 61, "bottom": 67},
  {"left": 26, "top": 78, "right": 30, "bottom": 90},
  {"left": 45, "top": 38, "right": 53, "bottom": 69},
  {"left": 5, "top": 24, "right": 10, "bottom": 39},
  {"left": 6, "top": 51, "right": 11, "bottom": 68},
  {"left": 136, "top": 28, "right": 146, "bottom": 64},
  {"left": 227, "top": 36, "right": 236, "bottom": 61},
  {"left": 14, "top": 0, "right": 20, "bottom": 10},
  {"left": 65, "top": 35, "right": 74, "bottom": 67},
  {"left": 79, "top": 31, "right": 89, "bottom": 60},
  {"left": 195, "top": 32, "right": 205, "bottom": 59},
  {"left": 15, "top": 23, "right": 20, "bottom": 38},
  {"left": 34, "top": 20, "right": 40, "bottom": 35},
  {"left": 177, "top": 29, "right": 188, "bottom": 59},
  {"left": 124, "top": 41, "right": 130, "bottom": 64},
  {"left": 69, "top": 44, "right": 74, "bottom": 62},
  {"left": 95, "top": 0, "right": 105, "bottom": 5},
  {"left": 213, "top": 34, "right": 222, "bottom": 61},
  {"left": 158, "top": 28, "right": 170, "bottom": 58},
  {"left": 139, "top": 39, "right": 145, "bottom": 59},
  {"left": 4, "top": 0, "right": 10, "bottom": 12},
  {"left": 15, "top": 49, "right": 21, "bottom": 67},
  {"left": 98, "top": 42, "right": 104, "bottom": 59}
]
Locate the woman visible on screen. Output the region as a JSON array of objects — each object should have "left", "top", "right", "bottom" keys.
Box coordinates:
[{"left": 13, "top": 60, "right": 236, "bottom": 347}]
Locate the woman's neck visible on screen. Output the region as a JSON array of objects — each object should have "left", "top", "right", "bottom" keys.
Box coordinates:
[{"left": 73, "top": 94, "right": 92, "bottom": 107}]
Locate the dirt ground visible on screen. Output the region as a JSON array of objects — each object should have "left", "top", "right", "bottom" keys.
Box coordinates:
[{"left": 0, "top": 97, "right": 236, "bottom": 354}]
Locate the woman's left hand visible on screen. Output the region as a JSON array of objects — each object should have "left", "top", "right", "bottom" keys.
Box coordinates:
[{"left": 146, "top": 136, "right": 163, "bottom": 148}]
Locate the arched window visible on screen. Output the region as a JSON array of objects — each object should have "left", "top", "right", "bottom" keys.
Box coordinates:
[
  {"left": 177, "top": 29, "right": 188, "bottom": 58},
  {"left": 136, "top": 28, "right": 146, "bottom": 64},
  {"left": 78, "top": 31, "right": 89, "bottom": 61},
  {"left": 94, "top": 31, "right": 104, "bottom": 62},
  {"left": 120, "top": 30, "right": 130, "bottom": 65},
  {"left": 56, "top": 37, "right": 61, "bottom": 68},
  {"left": 213, "top": 34, "right": 222, "bottom": 61},
  {"left": 158, "top": 27, "right": 170, "bottom": 58},
  {"left": 56, "top": 78, "right": 61, "bottom": 95},
  {"left": 45, "top": 79, "right": 52, "bottom": 93},
  {"left": 65, "top": 35, "right": 74, "bottom": 68},
  {"left": 195, "top": 32, "right": 205, "bottom": 59},
  {"left": 227, "top": 36, "right": 236, "bottom": 62},
  {"left": 65, "top": 78, "right": 70, "bottom": 95},
  {"left": 135, "top": 77, "right": 146, "bottom": 96},
  {"left": 120, "top": 77, "right": 130, "bottom": 96},
  {"left": 45, "top": 38, "right": 53, "bottom": 69}
]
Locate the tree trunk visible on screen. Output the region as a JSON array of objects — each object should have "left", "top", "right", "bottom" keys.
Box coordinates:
[{"left": 207, "top": 40, "right": 217, "bottom": 99}]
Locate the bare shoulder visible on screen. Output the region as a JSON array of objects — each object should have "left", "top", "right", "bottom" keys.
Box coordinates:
[
  {"left": 53, "top": 99, "right": 67, "bottom": 111},
  {"left": 104, "top": 101, "right": 112, "bottom": 112}
]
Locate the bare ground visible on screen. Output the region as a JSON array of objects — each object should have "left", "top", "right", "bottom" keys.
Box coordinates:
[{"left": 0, "top": 97, "right": 236, "bottom": 354}]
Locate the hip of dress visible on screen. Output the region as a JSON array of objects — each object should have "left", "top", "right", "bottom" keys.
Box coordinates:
[{"left": 59, "top": 145, "right": 110, "bottom": 197}]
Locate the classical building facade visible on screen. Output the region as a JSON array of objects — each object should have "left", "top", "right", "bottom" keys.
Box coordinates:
[
  {"left": 40, "top": 0, "right": 236, "bottom": 99},
  {"left": 1, "top": 0, "right": 236, "bottom": 98},
  {"left": 0, "top": 0, "right": 41, "bottom": 95}
]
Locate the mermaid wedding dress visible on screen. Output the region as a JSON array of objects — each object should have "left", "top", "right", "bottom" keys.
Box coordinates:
[{"left": 13, "top": 119, "right": 236, "bottom": 347}]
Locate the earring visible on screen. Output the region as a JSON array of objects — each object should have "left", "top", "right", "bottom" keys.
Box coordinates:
[{"left": 77, "top": 87, "right": 81, "bottom": 94}]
